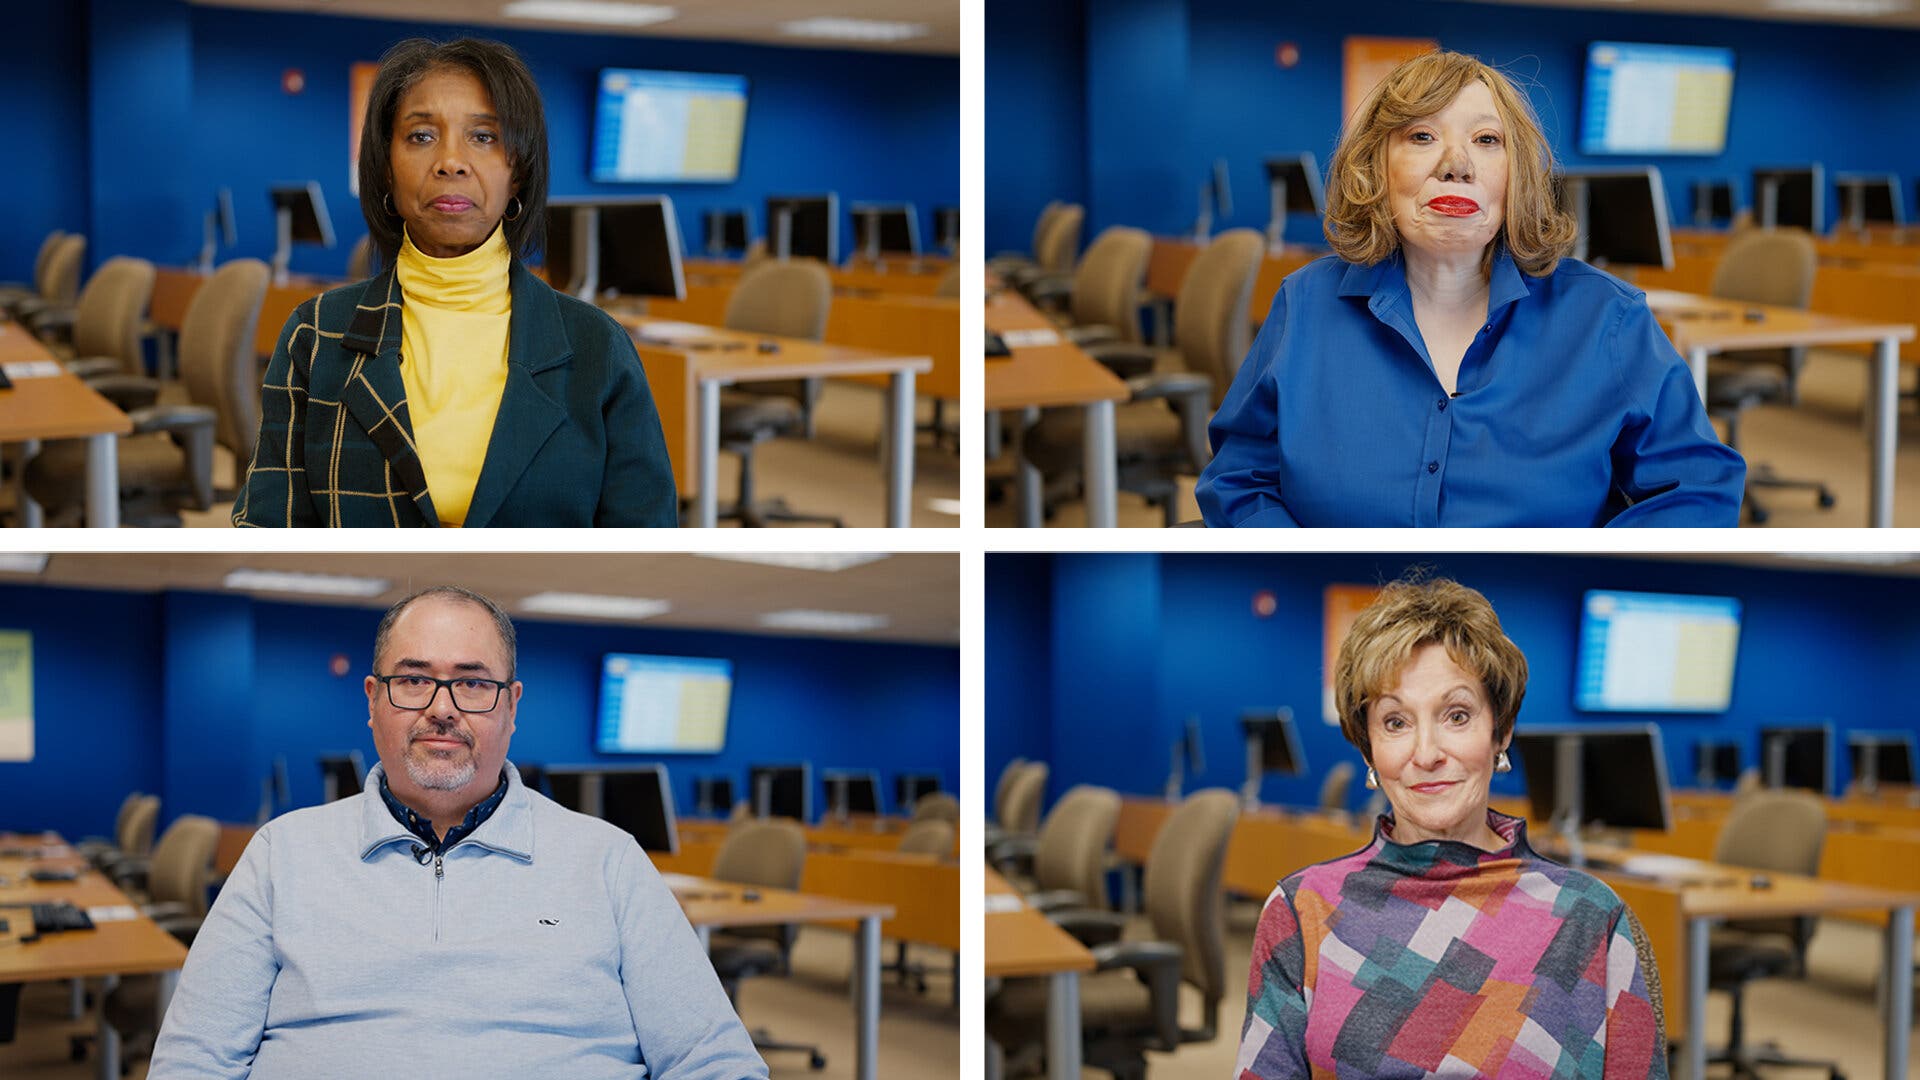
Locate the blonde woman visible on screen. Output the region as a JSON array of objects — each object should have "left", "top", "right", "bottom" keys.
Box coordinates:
[{"left": 1197, "top": 51, "right": 1742, "bottom": 527}]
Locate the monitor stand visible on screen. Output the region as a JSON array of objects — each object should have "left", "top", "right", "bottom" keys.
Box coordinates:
[{"left": 271, "top": 206, "right": 293, "bottom": 287}]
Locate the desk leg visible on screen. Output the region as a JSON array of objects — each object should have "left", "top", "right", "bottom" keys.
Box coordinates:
[
  {"left": 94, "top": 974, "right": 120, "bottom": 1080},
  {"left": 1884, "top": 906, "right": 1913, "bottom": 1080},
  {"left": 985, "top": 411, "right": 1003, "bottom": 461},
  {"left": 84, "top": 432, "right": 118, "bottom": 528},
  {"left": 854, "top": 915, "right": 880, "bottom": 1080},
  {"left": 69, "top": 977, "right": 84, "bottom": 1019},
  {"left": 1083, "top": 399, "right": 1118, "bottom": 528},
  {"left": 1682, "top": 915, "right": 1709, "bottom": 1080},
  {"left": 694, "top": 380, "right": 720, "bottom": 528},
  {"left": 1687, "top": 346, "right": 1709, "bottom": 407},
  {"left": 1871, "top": 337, "right": 1898, "bottom": 528},
  {"left": 885, "top": 370, "right": 916, "bottom": 528},
  {"left": 17, "top": 438, "right": 43, "bottom": 528},
  {"left": 1015, "top": 408, "right": 1042, "bottom": 528},
  {"left": 1047, "top": 970, "right": 1082, "bottom": 1079}
]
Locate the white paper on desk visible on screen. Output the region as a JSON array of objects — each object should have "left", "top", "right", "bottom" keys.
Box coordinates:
[
  {"left": 982, "top": 894, "right": 1026, "bottom": 914},
  {"left": 1616, "top": 854, "right": 1709, "bottom": 878},
  {"left": 999, "top": 328, "right": 1061, "bottom": 349},
  {"left": 633, "top": 321, "right": 718, "bottom": 343},
  {"left": 658, "top": 872, "right": 704, "bottom": 891},
  {"left": 86, "top": 905, "right": 139, "bottom": 923},
  {"left": 2, "top": 361, "right": 63, "bottom": 380}
]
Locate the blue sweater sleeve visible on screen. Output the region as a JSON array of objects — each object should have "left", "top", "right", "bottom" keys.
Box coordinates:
[
  {"left": 149, "top": 830, "right": 280, "bottom": 1078},
  {"left": 1196, "top": 288, "right": 1301, "bottom": 527},
  {"left": 1604, "top": 298, "right": 1747, "bottom": 526},
  {"left": 612, "top": 843, "right": 769, "bottom": 1079}
]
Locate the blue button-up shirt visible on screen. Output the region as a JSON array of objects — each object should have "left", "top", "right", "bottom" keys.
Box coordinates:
[{"left": 1195, "top": 248, "right": 1746, "bottom": 526}]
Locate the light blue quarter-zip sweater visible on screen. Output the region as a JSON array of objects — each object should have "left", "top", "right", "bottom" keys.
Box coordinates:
[{"left": 150, "top": 761, "right": 767, "bottom": 1080}]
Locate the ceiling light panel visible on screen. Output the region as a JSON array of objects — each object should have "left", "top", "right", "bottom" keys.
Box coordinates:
[
  {"left": 759, "top": 609, "right": 891, "bottom": 634},
  {"left": 223, "top": 569, "right": 390, "bottom": 598}
]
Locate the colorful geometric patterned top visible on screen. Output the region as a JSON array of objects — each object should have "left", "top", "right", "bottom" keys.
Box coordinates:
[{"left": 1236, "top": 810, "right": 1666, "bottom": 1079}]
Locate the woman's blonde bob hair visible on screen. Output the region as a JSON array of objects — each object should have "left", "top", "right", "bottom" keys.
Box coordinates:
[
  {"left": 1323, "top": 50, "right": 1576, "bottom": 277},
  {"left": 1334, "top": 575, "right": 1528, "bottom": 764}
]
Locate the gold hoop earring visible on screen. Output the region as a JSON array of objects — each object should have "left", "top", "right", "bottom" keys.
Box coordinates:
[
  {"left": 503, "top": 196, "right": 523, "bottom": 222},
  {"left": 382, "top": 193, "right": 400, "bottom": 218}
]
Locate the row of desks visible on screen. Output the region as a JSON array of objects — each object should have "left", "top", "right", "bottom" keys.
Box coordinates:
[
  {"left": 1112, "top": 796, "right": 1919, "bottom": 1080},
  {"left": 0, "top": 322, "right": 129, "bottom": 527}
]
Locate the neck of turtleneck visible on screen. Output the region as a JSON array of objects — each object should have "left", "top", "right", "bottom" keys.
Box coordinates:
[{"left": 396, "top": 224, "right": 510, "bottom": 315}]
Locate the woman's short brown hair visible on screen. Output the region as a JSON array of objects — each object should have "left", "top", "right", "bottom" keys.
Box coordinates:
[
  {"left": 357, "top": 37, "right": 550, "bottom": 269},
  {"left": 1322, "top": 50, "right": 1576, "bottom": 277},
  {"left": 1334, "top": 575, "right": 1527, "bottom": 764}
]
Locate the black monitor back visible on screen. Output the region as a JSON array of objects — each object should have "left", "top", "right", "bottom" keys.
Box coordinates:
[
  {"left": 1568, "top": 169, "right": 1673, "bottom": 269},
  {"left": 601, "top": 766, "right": 678, "bottom": 854},
  {"left": 598, "top": 199, "right": 685, "bottom": 300},
  {"left": 767, "top": 195, "right": 837, "bottom": 263},
  {"left": 1848, "top": 736, "right": 1915, "bottom": 785},
  {"left": 750, "top": 763, "right": 810, "bottom": 821},
  {"left": 1761, "top": 725, "right": 1831, "bottom": 794},
  {"left": 1753, "top": 167, "right": 1822, "bottom": 232},
  {"left": 318, "top": 754, "right": 363, "bottom": 801},
  {"left": 852, "top": 205, "right": 919, "bottom": 256},
  {"left": 1512, "top": 726, "right": 1671, "bottom": 832},
  {"left": 704, "top": 208, "right": 749, "bottom": 253},
  {"left": 895, "top": 773, "right": 940, "bottom": 810},
  {"left": 1242, "top": 709, "right": 1304, "bottom": 774},
  {"left": 270, "top": 183, "right": 334, "bottom": 246},
  {"left": 547, "top": 771, "right": 588, "bottom": 813}
]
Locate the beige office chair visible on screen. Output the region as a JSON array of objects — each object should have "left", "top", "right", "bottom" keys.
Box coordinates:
[
  {"left": 741, "top": 237, "right": 772, "bottom": 271},
  {"left": 1318, "top": 761, "right": 1357, "bottom": 812},
  {"left": 1003, "top": 204, "right": 1086, "bottom": 295},
  {"left": 79, "top": 792, "right": 156, "bottom": 871},
  {"left": 346, "top": 234, "right": 374, "bottom": 280},
  {"left": 0, "top": 229, "right": 67, "bottom": 308},
  {"left": 993, "top": 758, "right": 1029, "bottom": 827},
  {"left": 886, "top": 819, "right": 960, "bottom": 995},
  {"left": 987, "top": 788, "right": 1241, "bottom": 1080},
  {"left": 76, "top": 791, "right": 146, "bottom": 863},
  {"left": 91, "top": 815, "right": 221, "bottom": 1072},
  {"left": 1024, "top": 784, "right": 1121, "bottom": 911},
  {"left": 707, "top": 819, "right": 826, "bottom": 1070},
  {"left": 25, "top": 259, "right": 270, "bottom": 525},
  {"left": 713, "top": 259, "right": 841, "bottom": 526},
  {"left": 1706, "top": 790, "right": 1839, "bottom": 1079},
  {"left": 1704, "top": 228, "right": 1832, "bottom": 523},
  {"left": 1024, "top": 228, "right": 1264, "bottom": 525},
  {"left": 1024, "top": 226, "right": 1152, "bottom": 345},
  {"left": 29, "top": 255, "right": 154, "bottom": 379},
  {"left": 5, "top": 233, "right": 84, "bottom": 323},
  {"left": 912, "top": 791, "right": 960, "bottom": 824},
  {"left": 988, "top": 200, "right": 1063, "bottom": 276},
  {"left": 899, "top": 818, "right": 955, "bottom": 854},
  {"left": 999, "top": 762, "right": 1049, "bottom": 839}
]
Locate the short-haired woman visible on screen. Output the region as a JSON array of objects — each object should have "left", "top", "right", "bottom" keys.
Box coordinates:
[
  {"left": 1197, "top": 51, "right": 1744, "bottom": 526},
  {"left": 234, "top": 37, "right": 677, "bottom": 527},
  {"left": 1236, "top": 577, "right": 1667, "bottom": 1078}
]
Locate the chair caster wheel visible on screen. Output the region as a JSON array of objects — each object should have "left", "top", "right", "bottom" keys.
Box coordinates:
[
  {"left": 810, "top": 1052, "right": 828, "bottom": 1070},
  {"left": 1817, "top": 491, "right": 1835, "bottom": 508}
]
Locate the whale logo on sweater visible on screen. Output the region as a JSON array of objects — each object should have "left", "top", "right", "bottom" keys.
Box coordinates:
[{"left": 538, "top": 918, "right": 560, "bottom": 926}]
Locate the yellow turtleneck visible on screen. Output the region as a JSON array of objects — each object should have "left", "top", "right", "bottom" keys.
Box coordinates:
[{"left": 396, "top": 223, "right": 512, "bottom": 527}]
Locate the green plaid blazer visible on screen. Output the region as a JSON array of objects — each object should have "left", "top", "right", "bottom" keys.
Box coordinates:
[{"left": 233, "top": 260, "right": 677, "bottom": 527}]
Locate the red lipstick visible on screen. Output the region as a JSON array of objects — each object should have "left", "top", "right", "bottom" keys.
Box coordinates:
[
  {"left": 1410, "top": 781, "right": 1458, "bottom": 794},
  {"left": 1426, "top": 196, "right": 1480, "bottom": 217}
]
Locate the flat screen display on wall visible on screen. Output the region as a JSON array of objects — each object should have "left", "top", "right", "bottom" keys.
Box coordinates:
[
  {"left": 1580, "top": 42, "right": 1734, "bottom": 156},
  {"left": 595, "top": 654, "right": 733, "bottom": 753},
  {"left": 591, "top": 69, "right": 748, "bottom": 183},
  {"left": 1575, "top": 590, "right": 1741, "bottom": 712}
]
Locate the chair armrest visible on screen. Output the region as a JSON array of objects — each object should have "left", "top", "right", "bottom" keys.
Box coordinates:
[
  {"left": 1125, "top": 372, "right": 1211, "bottom": 402},
  {"left": 27, "top": 306, "right": 75, "bottom": 341},
  {"left": 1048, "top": 908, "right": 1128, "bottom": 948},
  {"left": 141, "top": 901, "right": 190, "bottom": 921},
  {"left": 110, "top": 857, "right": 152, "bottom": 892},
  {"left": 986, "top": 834, "right": 1037, "bottom": 863},
  {"left": 86, "top": 374, "right": 163, "bottom": 413},
  {"left": 127, "top": 403, "right": 215, "bottom": 438},
  {"left": 151, "top": 913, "right": 204, "bottom": 946},
  {"left": 1090, "top": 939, "right": 1185, "bottom": 1048},
  {"left": 1021, "top": 273, "right": 1073, "bottom": 305},
  {"left": 1084, "top": 343, "right": 1157, "bottom": 379},
  {"left": 66, "top": 357, "right": 125, "bottom": 381},
  {"left": 1024, "top": 889, "right": 1086, "bottom": 914}
]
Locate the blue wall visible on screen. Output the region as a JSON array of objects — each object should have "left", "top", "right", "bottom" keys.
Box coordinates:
[
  {"left": 1, "top": 4, "right": 90, "bottom": 283},
  {"left": 0, "top": 587, "right": 958, "bottom": 842},
  {"left": 987, "top": 0, "right": 1920, "bottom": 253},
  {"left": 987, "top": 553, "right": 1920, "bottom": 813},
  {"left": 984, "top": 0, "right": 1087, "bottom": 261},
  {"left": 8, "top": 3, "right": 957, "bottom": 279}
]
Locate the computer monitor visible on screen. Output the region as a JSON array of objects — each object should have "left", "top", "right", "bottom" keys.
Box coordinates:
[
  {"left": 269, "top": 181, "right": 336, "bottom": 285},
  {"left": 547, "top": 770, "right": 588, "bottom": 813},
  {"left": 597, "top": 197, "right": 686, "bottom": 302},
  {"left": 1263, "top": 153, "right": 1326, "bottom": 250},
  {"left": 199, "top": 188, "right": 237, "bottom": 273},
  {"left": 1835, "top": 174, "right": 1902, "bottom": 230},
  {"left": 516, "top": 763, "right": 548, "bottom": 797},
  {"left": 895, "top": 773, "right": 941, "bottom": 812},
  {"left": 1193, "top": 158, "right": 1233, "bottom": 241},
  {"left": 749, "top": 763, "right": 812, "bottom": 821},
  {"left": 1559, "top": 168, "right": 1674, "bottom": 271},
  {"left": 1753, "top": 165, "right": 1824, "bottom": 232},
  {"left": 767, "top": 194, "right": 838, "bottom": 263},
  {"left": 542, "top": 202, "right": 591, "bottom": 295},
  {"left": 703, "top": 208, "right": 750, "bottom": 256},
  {"left": 600, "top": 765, "right": 679, "bottom": 855},
  {"left": 1694, "top": 739, "right": 1742, "bottom": 788},
  {"left": 694, "top": 775, "right": 735, "bottom": 816},
  {"left": 1847, "top": 732, "right": 1916, "bottom": 791},
  {"left": 933, "top": 206, "right": 959, "bottom": 254},
  {"left": 1238, "top": 707, "right": 1305, "bottom": 807},
  {"left": 1760, "top": 724, "right": 1832, "bottom": 794},
  {"left": 823, "top": 770, "right": 881, "bottom": 818},
  {"left": 1512, "top": 725, "right": 1672, "bottom": 865},
  {"left": 851, "top": 203, "right": 920, "bottom": 261},
  {"left": 1692, "top": 179, "right": 1735, "bottom": 228},
  {"left": 258, "top": 755, "right": 291, "bottom": 823},
  {"left": 318, "top": 751, "right": 365, "bottom": 803}
]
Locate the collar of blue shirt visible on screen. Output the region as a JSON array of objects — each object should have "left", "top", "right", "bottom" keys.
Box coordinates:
[{"left": 1336, "top": 244, "right": 1534, "bottom": 317}]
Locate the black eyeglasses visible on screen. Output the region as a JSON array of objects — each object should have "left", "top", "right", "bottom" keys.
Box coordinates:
[{"left": 373, "top": 673, "right": 510, "bottom": 713}]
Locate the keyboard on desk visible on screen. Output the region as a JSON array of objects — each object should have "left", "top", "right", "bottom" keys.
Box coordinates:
[{"left": 30, "top": 901, "right": 94, "bottom": 934}]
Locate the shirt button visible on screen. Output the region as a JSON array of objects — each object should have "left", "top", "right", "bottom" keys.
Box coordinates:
[
  {"left": 1427, "top": 461, "right": 1439, "bottom": 474},
  {"left": 1437, "top": 399, "right": 1448, "bottom": 412}
]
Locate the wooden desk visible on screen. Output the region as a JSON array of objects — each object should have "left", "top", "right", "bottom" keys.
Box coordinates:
[
  {"left": 1148, "top": 237, "right": 1324, "bottom": 329},
  {"left": 983, "top": 276, "right": 1129, "bottom": 527},
  {"left": 151, "top": 267, "right": 333, "bottom": 361},
  {"left": 664, "top": 873, "right": 892, "bottom": 1080},
  {"left": 0, "top": 836, "right": 188, "bottom": 1080},
  {"left": 608, "top": 315, "right": 931, "bottom": 527},
  {"left": 1644, "top": 288, "right": 1915, "bottom": 527},
  {"left": 685, "top": 258, "right": 953, "bottom": 297},
  {"left": 0, "top": 323, "right": 132, "bottom": 527},
  {"left": 984, "top": 865, "right": 1093, "bottom": 1078}
]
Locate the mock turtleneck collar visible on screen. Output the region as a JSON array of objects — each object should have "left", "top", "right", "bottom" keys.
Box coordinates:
[{"left": 396, "top": 223, "right": 510, "bottom": 315}]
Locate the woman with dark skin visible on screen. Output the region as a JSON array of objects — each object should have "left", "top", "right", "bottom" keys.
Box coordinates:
[{"left": 234, "top": 37, "right": 677, "bottom": 527}]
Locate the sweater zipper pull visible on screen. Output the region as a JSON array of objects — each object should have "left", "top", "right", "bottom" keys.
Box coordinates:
[{"left": 435, "top": 853, "right": 443, "bottom": 880}]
